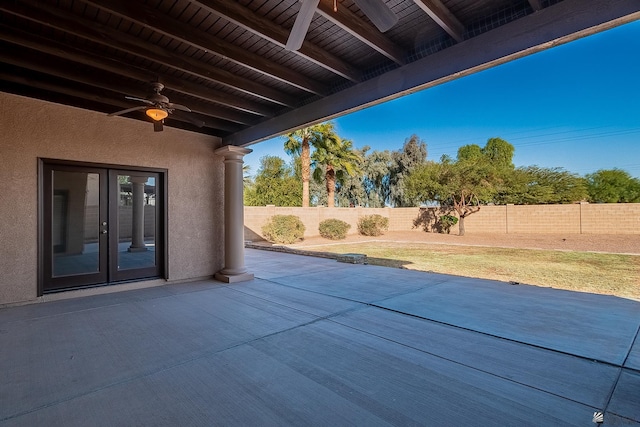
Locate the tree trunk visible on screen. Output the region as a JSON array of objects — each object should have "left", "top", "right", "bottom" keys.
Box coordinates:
[
  {"left": 301, "top": 139, "right": 310, "bottom": 207},
  {"left": 326, "top": 166, "right": 336, "bottom": 208},
  {"left": 302, "top": 179, "right": 309, "bottom": 207},
  {"left": 458, "top": 215, "right": 465, "bottom": 236}
]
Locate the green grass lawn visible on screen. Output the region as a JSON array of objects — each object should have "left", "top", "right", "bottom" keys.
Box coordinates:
[{"left": 301, "top": 242, "right": 640, "bottom": 300}]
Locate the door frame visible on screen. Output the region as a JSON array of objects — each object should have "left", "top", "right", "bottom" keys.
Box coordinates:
[
  {"left": 38, "top": 159, "right": 168, "bottom": 295},
  {"left": 108, "top": 169, "right": 163, "bottom": 283}
]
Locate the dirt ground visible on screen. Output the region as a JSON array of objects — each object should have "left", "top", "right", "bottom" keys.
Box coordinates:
[{"left": 288, "top": 231, "right": 640, "bottom": 254}]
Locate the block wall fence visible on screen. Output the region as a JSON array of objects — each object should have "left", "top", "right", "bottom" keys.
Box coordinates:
[{"left": 244, "top": 204, "right": 640, "bottom": 240}]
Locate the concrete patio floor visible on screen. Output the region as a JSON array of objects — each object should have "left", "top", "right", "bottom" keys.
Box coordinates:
[{"left": 1, "top": 248, "right": 639, "bottom": 426}]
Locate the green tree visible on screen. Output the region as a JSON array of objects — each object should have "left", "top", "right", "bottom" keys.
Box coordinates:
[
  {"left": 244, "top": 155, "right": 302, "bottom": 206},
  {"left": 323, "top": 134, "right": 426, "bottom": 208},
  {"left": 243, "top": 164, "right": 252, "bottom": 187},
  {"left": 335, "top": 146, "right": 394, "bottom": 207},
  {"left": 586, "top": 169, "right": 640, "bottom": 203},
  {"left": 458, "top": 138, "right": 515, "bottom": 170},
  {"left": 309, "top": 164, "right": 328, "bottom": 206},
  {"left": 335, "top": 169, "right": 367, "bottom": 207},
  {"left": 481, "top": 137, "right": 515, "bottom": 169},
  {"left": 361, "top": 147, "right": 394, "bottom": 207},
  {"left": 389, "top": 135, "right": 428, "bottom": 207},
  {"left": 283, "top": 122, "right": 335, "bottom": 207},
  {"left": 312, "top": 134, "right": 361, "bottom": 208},
  {"left": 405, "top": 138, "right": 515, "bottom": 235},
  {"left": 406, "top": 155, "right": 499, "bottom": 236},
  {"left": 335, "top": 146, "right": 366, "bottom": 207},
  {"left": 456, "top": 144, "right": 483, "bottom": 162},
  {"left": 496, "top": 166, "right": 587, "bottom": 204}
]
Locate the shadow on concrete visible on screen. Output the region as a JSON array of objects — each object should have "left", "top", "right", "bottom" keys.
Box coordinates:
[
  {"left": 362, "top": 256, "right": 413, "bottom": 269},
  {"left": 244, "top": 225, "right": 264, "bottom": 242}
]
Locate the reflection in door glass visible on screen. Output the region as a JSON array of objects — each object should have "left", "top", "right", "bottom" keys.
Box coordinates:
[
  {"left": 52, "top": 171, "right": 100, "bottom": 277},
  {"left": 117, "top": 175, "right": 156, "bottom": 270}
]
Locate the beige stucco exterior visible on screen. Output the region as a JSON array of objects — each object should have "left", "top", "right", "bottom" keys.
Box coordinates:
[{"left": 0, "top": 92, "right": 225, "bottom": 305}]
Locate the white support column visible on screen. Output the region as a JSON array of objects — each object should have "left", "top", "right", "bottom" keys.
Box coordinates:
[{"left": 214, "top": 145, "right": 254, "bottom": 283}]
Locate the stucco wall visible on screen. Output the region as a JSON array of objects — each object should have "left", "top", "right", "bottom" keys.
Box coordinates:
[
  {"left": 245, "top": 203, "right": 640, "bottom": 240},
  {"left": 0, "top": 92, "right": 224, "bottom": 305}
]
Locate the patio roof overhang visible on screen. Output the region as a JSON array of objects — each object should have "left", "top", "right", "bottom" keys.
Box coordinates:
[{"left": 1, "top": 0, "right": 638, "bottom": 146}]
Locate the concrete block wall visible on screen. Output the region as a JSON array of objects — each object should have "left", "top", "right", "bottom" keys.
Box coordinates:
[
  {"left": 244, "top": 205, "right": 274, "bottom": 241},
  {"left": 244, "top": 203, "right": 640, "bottom": 240},
  {"left": 458, "top": 206, "right": 507, "bottom": 234},
  {"left": 387, "top": 208, "right": 422, "bottom": 232},
  {"left": 505, "top": 204, "right": 581, "bottom": 234},
  {"left": 581, "top": 203, "right": 640, "bottom": 234}
]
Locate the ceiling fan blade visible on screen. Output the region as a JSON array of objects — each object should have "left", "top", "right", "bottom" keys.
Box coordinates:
[
  {"left": 125, "top": 96, "right": 154, "bottom": 105},
  {"left": 154, "top": 121, "right": 163, "bottom": 132},
  {"left": 167, "top": 103, "right": 191, "bottom": 113},
  {"left": 108, "top": 105, "right": 147, "bottom": 116},
  {"left": 285, "top": 0, "right": 320, "bottom": 51},
  {"left": 353, "top": 0, "right": 398, "bottom": 32}
]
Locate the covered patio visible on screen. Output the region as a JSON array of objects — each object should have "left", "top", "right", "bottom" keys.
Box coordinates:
[
  {"left": 2, "top": 248, "right": 639, "bottom": 426},
  {"left": 1, "top": 0, "right": 639, "bottom": 304}
]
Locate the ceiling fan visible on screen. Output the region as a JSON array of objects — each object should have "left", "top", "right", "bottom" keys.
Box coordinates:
[
  {"left": 286, "top": 0, "right": 398, "bottom": 51},
  {"left": 108, "top": 82, "right": 192, "bottom": 132}
]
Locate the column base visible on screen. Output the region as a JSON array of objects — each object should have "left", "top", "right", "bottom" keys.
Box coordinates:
[
  {"left": 215, "top": 271, "right": 254, "bottom": 283},
  {"left": 128, "top": 246, "right": 148, "bottom": 253}
]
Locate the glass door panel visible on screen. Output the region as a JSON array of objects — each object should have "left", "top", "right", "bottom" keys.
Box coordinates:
[
  {"left": 43, "top": 165, "right": 107, "bottom": 291},
  {"left": 52, "top": 171, "right": 102, "bottom": 276},
  {"left": 115, "top": 174, "right": 157, "bottom": 271}
]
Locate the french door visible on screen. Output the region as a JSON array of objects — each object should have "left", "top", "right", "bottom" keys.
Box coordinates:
[{"left": 41, "top": 162, "right": 165, "bottom": 293}]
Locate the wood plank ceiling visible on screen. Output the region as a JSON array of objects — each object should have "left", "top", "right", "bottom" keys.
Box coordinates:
[{"left": 1, "top": 0, "right": 638, "bottom": 146}]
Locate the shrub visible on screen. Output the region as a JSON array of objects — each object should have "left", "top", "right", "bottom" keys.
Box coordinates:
[
  {"left": 357, "top": 214, "right": 389, "bottom": 236},
  {"left": 319, "top": 219, "right": 351, "bottom": 240},
  {"left": 438, "top": 214, "right": 458, "bottom": 234},
  {"left": 262, "top": 215, "right": 305, "bottom": 244}
]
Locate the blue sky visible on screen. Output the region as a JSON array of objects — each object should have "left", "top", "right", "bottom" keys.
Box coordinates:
[{"left": 245, "top": 20, "right": 640, "bottom": 178}]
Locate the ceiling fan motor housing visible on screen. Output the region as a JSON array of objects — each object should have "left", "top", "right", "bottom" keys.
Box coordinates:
[{"left": 149, "top": 82, "right": 170, "bottom": 105}]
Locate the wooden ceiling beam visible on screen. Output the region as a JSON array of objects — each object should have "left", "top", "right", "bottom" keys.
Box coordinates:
[
  {"left": 412, "top": 0, "right": 465, "bottom": 42},
  {"left": 0, "top": 70, "right": 129, "bottom": 110},
  {"left": 317, "top": 0, "right": 407, "bottom": 65},
  {"left": 1, "top": 0, "right": 298, "bottom": 107},
  {"left": 223, "top": 0, "right": 640, "bottom": 146},
  {"left": 0, "top": 47, "right": 259, "bottom": 126},
  {"left": 0, "top": 69, "right": 243, "bottom": 134},
  {"left": 191, "top": 0, "right": 362, "bottom": 83},
  {"left": 0, "top": 27, "right": 275, "bottom": 118},
  {"left": 82, "top": 0, "right": 327, "bottom": 95}
]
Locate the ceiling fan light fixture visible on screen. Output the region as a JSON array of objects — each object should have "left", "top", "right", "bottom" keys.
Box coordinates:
[{"left": 146, "top": 108, "right": 168, "bottom": 121}]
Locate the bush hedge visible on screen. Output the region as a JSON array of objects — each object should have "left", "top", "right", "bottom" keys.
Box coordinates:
[
  {"left": 357, "top": 214, "right": 389, "bottom": 236},
  {"left": 439, "top": 214, "right": 458, "bottom": 234},
  {"left": 319, "top": 219, "right": 351, "bottom": 240},
  {"left": 262, "top": 215, "right": 305, "bottom": 244}
]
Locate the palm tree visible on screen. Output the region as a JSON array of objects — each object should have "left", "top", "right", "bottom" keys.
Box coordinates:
[
  {"left": 312, "top": 133, "right": 361, "bottom": 208},
  {"left": 283, "top": 122, "right": 334, "bottom": 207},
  {"left": 243, "top": 164, "right": 252, "bottom": 187}
]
